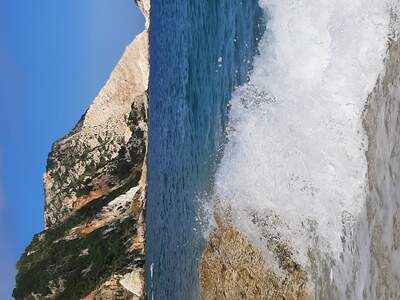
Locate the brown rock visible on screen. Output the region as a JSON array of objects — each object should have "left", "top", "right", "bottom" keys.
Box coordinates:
[{"left": 200, "top": 223, "right": 311, "bottom": 300}]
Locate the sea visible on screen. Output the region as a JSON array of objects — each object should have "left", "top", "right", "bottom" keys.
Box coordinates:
[
  {"left": 147, "top": 0, "right": 400, "bottom": 299},
  {"left": 147, "top": 1, "right": 264, "bottom": 299}
]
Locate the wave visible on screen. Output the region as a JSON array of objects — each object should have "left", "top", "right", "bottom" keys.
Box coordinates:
[{"left": 212, "top": 0, "right": 398, "bottom": 297}]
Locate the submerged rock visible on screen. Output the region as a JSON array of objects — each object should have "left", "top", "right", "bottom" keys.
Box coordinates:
[{"left": 13, "top": 2, "right": 150, "bottom": 299}]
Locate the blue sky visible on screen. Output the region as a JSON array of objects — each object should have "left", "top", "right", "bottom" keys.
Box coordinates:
[{"left": 0, "top": 1, "right": 144, "bottom": 298}]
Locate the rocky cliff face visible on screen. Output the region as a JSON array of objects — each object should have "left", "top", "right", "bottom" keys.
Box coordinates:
[{"left": 13, "top": 2, "right": 149, "bottom": 299}]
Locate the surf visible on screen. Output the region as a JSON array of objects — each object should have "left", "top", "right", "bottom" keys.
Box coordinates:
[{"left": 213, "top": 0, "right": 397, "bottom": 297}]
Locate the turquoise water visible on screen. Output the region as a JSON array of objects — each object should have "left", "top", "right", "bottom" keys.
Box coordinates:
[{"left": 147, "top": 1, "right": 264, "bottom": 299}]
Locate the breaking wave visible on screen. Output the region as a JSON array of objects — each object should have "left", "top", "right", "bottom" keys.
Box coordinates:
[{"left": 213, "top": 0, "right": 399, "bottom": 297}]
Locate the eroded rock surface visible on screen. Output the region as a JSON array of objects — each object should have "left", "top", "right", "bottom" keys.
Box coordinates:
[
  {"left": 362, "top": 36, "right": 400, "bottom": 299},
  {"left": 44, "top": 29, "right": 148, "bottom": 228},
  {"left": 200, "top": 217, "right": 312, "bottom": 300},
  {"left": 13, "top": 2, "right": 149, "bottom": 299}
]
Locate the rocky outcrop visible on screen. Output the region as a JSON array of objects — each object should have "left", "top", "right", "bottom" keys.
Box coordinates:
[
  {"left": 362, "top": 36, "right": 400, "bottom": 299},
  {"left": 200, "top": 32, "right": 400, "bottom": 300},
  {"left": 134, "top": 0, "right": 150, "bottom": 24},
  {"left": 43, "top": 29, "right": 148, "bottom": 229},
  {"left": 200, "top": 215, "right": 312, "bottom": 300},
  {"left": 13, "top": 2, "right": 149, "bottom": 299}
]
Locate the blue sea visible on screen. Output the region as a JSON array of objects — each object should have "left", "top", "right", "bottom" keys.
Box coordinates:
[{"left": 147, "top": 1, "right": 264, "bottom": 299}]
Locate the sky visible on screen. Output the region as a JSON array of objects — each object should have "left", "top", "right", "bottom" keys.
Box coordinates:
[{"left": 0, "top": 1, "right": 144, "bottom": 299}]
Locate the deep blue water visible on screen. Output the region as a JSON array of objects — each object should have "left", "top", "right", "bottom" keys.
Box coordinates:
[{"left": 147, "top": 1, "right": 264, "bottom": 299}]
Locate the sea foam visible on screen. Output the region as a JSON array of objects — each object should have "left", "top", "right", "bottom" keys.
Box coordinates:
[{"left": 215, "top": 0, "right": 392, "bottom": 275}]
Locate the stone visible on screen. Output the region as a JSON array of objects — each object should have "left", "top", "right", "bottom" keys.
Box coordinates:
[{"left": 13, "top": 1, "right": 150, "bottom": 299}]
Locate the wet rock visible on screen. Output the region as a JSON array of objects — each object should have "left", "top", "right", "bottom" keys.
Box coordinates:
[{"left": 200, "top": 220, "right": 311, "bottom": 300}]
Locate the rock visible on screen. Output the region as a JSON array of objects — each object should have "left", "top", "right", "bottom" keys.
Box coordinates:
[
  {"left": 200, "top": 26, "right": 400, "bottom": 300},
  {"left": 200, "top": 218, "right": 312, "bottom": 300},
  {"left": 13, "top": 1, "right": 150, "bottom": 299},
  {"left": 361, "top": 36, "right": 400, "bottom": 299},
  {"left": 43, "top": 27, "right": 148, "bottom": 228}
]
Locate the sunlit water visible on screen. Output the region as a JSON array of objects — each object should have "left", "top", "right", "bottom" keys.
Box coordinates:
[
  {"left": 147, "top": 1, "right": 264, "bottom": 299},
  {"left": 148, "top": 0, "right": 400, "bottom": 298}
]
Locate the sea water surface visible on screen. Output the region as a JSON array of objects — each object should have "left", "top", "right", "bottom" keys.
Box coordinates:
[
  {"left": 215, "top": 0, "right": 398, "bottom": 298},
  {"left": 149, "top": 0, "right": 400, "bottom": 298},
  {"left": 147, "top": 1, "right": 264, "bottom": 299}
]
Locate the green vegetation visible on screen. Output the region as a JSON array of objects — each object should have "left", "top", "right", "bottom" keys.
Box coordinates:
[{"left": 13, "top": 184, "right": 141, "bottom": 300}]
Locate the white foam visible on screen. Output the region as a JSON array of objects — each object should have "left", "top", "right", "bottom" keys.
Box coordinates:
[{"left": 215, "top": 0, "right": 391, "bottom": 267}]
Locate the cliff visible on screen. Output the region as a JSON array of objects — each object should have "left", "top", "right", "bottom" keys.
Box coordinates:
[{"left": 13, "top": 1, "right": 150, "bottom": 299}]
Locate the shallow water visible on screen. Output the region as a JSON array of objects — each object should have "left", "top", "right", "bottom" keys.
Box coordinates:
[{"left": 147, "top": 1, "right": 264, "bottom": 299}]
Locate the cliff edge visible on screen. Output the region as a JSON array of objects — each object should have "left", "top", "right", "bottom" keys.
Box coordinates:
[{"left": 13, "top": 1, "right": 150, "bottom": 299}]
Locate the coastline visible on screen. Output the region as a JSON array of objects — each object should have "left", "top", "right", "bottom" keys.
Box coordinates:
[{"left": 13, "top": 1, "right": 150, "bottom": 299}]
